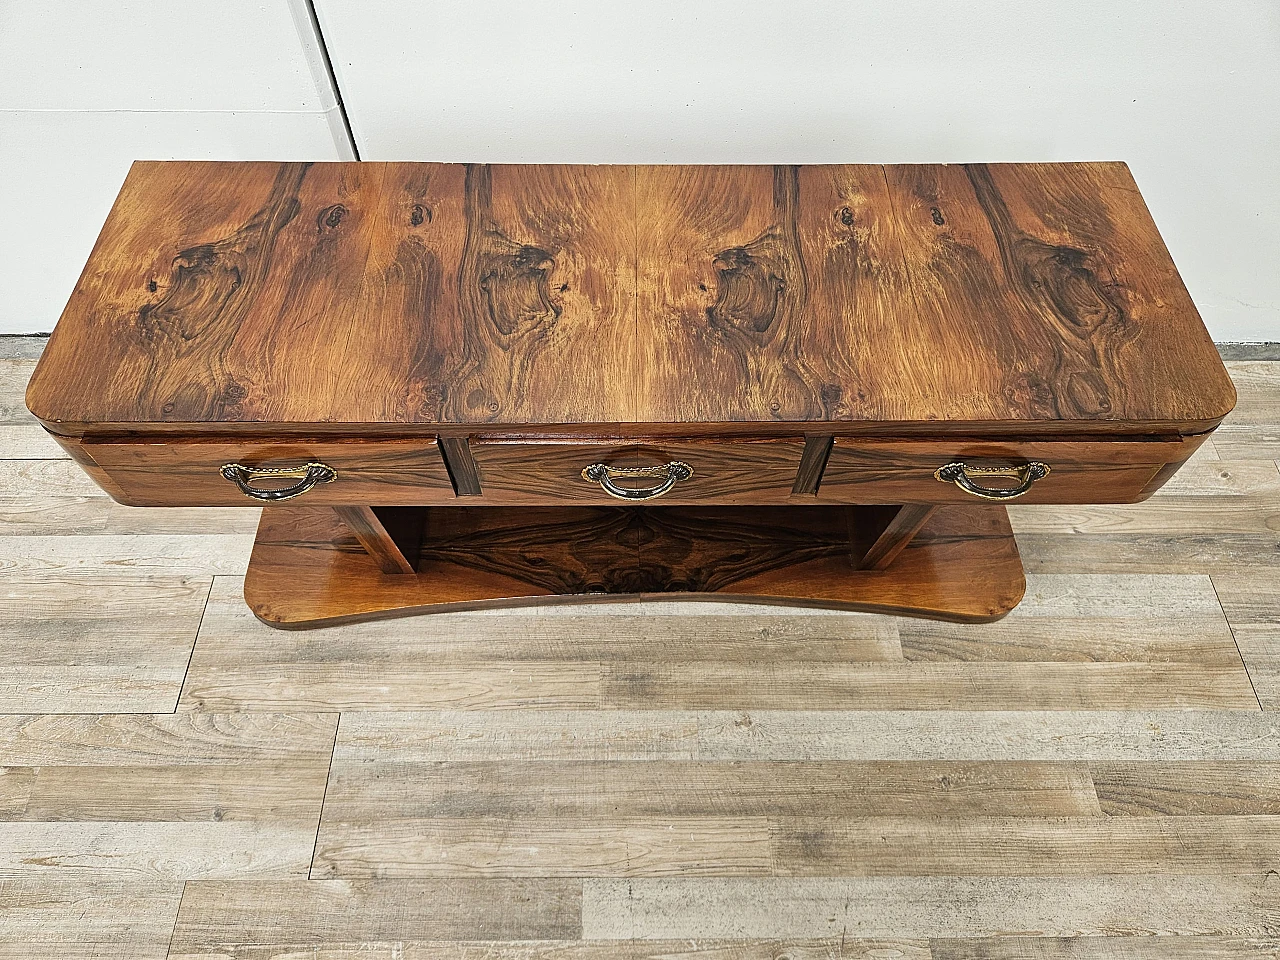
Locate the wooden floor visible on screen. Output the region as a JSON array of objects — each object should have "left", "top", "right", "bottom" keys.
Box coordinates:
[{"left": 1, "top": 338, "right": 1278, "bottom": 957}]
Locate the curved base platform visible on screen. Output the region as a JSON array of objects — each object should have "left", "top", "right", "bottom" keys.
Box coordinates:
[{"left": 244, "top": 504, "right": 1025, "bottom": 628}]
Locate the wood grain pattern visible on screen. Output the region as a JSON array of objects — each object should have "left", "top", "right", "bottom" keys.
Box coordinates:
[
  {"left": 580, "top": 876, "right": 1280, "bottom": 939},
  {"left": 0, "top": 878, "right": 182, "bottom": 960},
  {"left": 855, "top": 503, "right": 938, "bottom": 570},
  {"left": 1010, "top": 456, "right": 1280, "bottom": 583},
  {"left": 65, "top": 427, "right": 1205, "bottom": 509},
  {"left": 329, "top": 709, "right": 1280, "bottom": 765},
  {"left": 167, "top": 879, "right": 582, "bottom": 945},
  {"left": 6, "top": 345, "right": 1280, "bottom": 956},
  {"left": 0, "top": 713, "right": 336, "bottom": 885},
  {"left": 445, "top": 164, "right": 637, "bottom": 424},
  {"left": 18, "top": 763, "right": 328, "bottom": 822},
  {"left": 0, "top": 575, "right": 211, "bottom": 713},
  {"left": 70, "top": 437, "right": 455, "bottom": 506},
  {"left": 897, "top": 573, "right": 1243, "bottom": 665},
  {"left": 932, "top": 937, "right": 1280, "bottom": 959},
  {"left": 26, "top": 161, "right": 1233, "bottom": 436},
  {"left": 161, "top": 939, "right": 1280, "bottom": 960},
  {"left": 133, "top": 164, "right": 311, "bottom": 423},
  {"left": 0, "top": 359, "right": 43, "bottom": 428},
  {"left": 821, "top": 434, "right": 1207, "bottom": 504},
  {"left": 0, "top": 456, "right": 118, "bottom": 499},
  {"left": 791, "top": 434, "right": 833, "bottom": 494},
  {"left": 319, "top": 760, "right": 1101, "bottom": 820},
  {"left": 636, "top": 165, "right": 827, "bottom": 424},
  {"left": 599, "top": 662, "right": 1256, "bottom": 711},
  {"left": 183, "top": 575, "right": 1257, "bottom": 714},
  {"left": 468, "top": 439, "right": 807, "bottom": 505},
  {"left": 188, "top": 575, "right": 902, "bottom": 669},
  {"left": 0, "top": 713, "right": 339, "bottom": 765},
  {"left": 334, "top": 505, "right": 423, "bottom": 574},
  {"left": 1209, "top": 570, "right": 1280, "bottom": 711},
  {"left": 1091, "top": 763, "right": 1280, "bottom": 816},
  {"left": 0, "top": 494, "right": 258, "bottom": 538},
  {"left": 240, "top": 503, "right": 1025, "bottom": 626},
  {"left": 0, "top": 530, "right": 253, "bottom": 578},
  {"left": 773, "top": 815, "right": 1280, "bottom": 875},
  {"left": 167, "top": 940, "right": 929, "bottom": 960},
  {"left": 1212, "top": 361, "right": 1280, "bottom": 459},
  {"left": 0, "top": 424, "right": 66, "bottom": 460},
  {"left": 53, "top": 428, "right": 1205, "bottom": 512},
  {"left": 314, "top": 816, "right": 775, "bottom": 878},
  {"left": 437, "top": 435, "right": 481, "bottom": 495}
]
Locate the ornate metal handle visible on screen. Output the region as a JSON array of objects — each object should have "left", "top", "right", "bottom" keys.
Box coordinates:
[
  {"left": 934, "top": 461, "right": 1050, "bottom": 500},
  {"left": 581, "top": 461, "right": 693, "bottom": 501},
  {"left": 219, "top": 461, "right": 337, "bottom": 502}
]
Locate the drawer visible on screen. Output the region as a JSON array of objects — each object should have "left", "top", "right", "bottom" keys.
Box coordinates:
[
  {"left": 816, "top": 436, "right": 1206, "bottom": 505},
  {"left": 66, "top": 438, "right": 457, "bottom": 507},
  {"left": 468, "top": 439, "right": 807, "bottom": 505}
]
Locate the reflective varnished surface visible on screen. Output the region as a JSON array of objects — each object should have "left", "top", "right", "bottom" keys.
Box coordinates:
[
  {"left": 244, "top": 504, "right": 1025, "bottom": 627},
  {"left": 27, "top": 162, "right": 1234, "bottom": 436}
]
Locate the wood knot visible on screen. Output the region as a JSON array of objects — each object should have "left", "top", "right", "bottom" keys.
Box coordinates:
[
  {"left": 318, "top": 204, "right": 348, "bottom": 230},
  {"left": 838, "top": 206, "right": 855, "bottom": 226},
  {"left": 409, "top": 204, "right": 431, "bottom": 227}
]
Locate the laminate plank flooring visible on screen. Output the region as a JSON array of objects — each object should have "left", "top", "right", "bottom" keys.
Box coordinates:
[
  {"left": 0, "top": 575, "right": 211, "bottom": 713},
  {"left": 0, "top": 878, "right": 183, "bottom": 960},
  {"left": 0, "top": 714, "right": 335, "bottom": 882},
  {"left": 0, "top": 340, "right": 1278, "bottom": 956},
  {"left": 0, "top": 424, "right": 65, "bottom": 460},
  {"left": 931, "top": 940, "right": 1280, "bottom": 959},
  {"left": 580, "top": 876, "right": 1280, "bottom": 939},
  {"left": 1212, "top": 571, "right": 1280, "bottom": 712}
]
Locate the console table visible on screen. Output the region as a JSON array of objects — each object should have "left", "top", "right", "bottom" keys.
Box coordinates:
[{"left": 26, "top": 162, "right": 1235, "bottom": 627}]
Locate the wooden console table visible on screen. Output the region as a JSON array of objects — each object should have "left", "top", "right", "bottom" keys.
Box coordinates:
[{"left": 26, "top": 162, "right": 1234, "bottom": 627}]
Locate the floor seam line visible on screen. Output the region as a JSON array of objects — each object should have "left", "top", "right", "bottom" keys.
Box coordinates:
[
  {"left": 308, "top": 712, "right": 343, "bottom": 879},
  {"left": 163, "top": 879, "right": 191, "bottom": 959},
  {"left": 1209, "top": 573, "right": 1265, "bottom": 712},
  {"left": 171, "top": 575, "right": 216, "bottom": 713}
]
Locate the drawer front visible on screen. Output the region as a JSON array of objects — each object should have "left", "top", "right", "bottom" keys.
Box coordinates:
[
  {"left": 817, "top": 436, "right": 1205, "bottom": 505},
  {"left": 72, "top": 439, "right": 456, "bottom": 506},
  {"left": 469, "top": 440, "right": 807, "bottom": 505}
]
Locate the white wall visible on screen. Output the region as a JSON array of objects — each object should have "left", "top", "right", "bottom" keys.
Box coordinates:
[
  {"left": 0, "top": 0, "right": 343, "bottom": 334},
  {"left": 314, "top": 0, "right": 1280, "bottom": 343},
  {"left": 3, "top": 1, "right": 1277, "bottom": 341}
]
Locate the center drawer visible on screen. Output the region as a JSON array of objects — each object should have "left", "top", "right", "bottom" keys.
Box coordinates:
[{"left": 467, "top": 439, "right": 808, "bottom": 505}]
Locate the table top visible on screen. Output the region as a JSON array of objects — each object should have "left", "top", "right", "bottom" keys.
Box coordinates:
[{"left": 27, "top": 161, "right": 1234, "bottom": 437}]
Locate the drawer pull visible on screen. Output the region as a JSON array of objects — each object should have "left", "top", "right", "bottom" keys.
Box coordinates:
[
  {"left": 219, "top": 461, "right": 337, "bottom": 501},
  {"left": 934, "top": 461, "right": 1050, "bottom": 500},
  {"left": 581, "top": 461, "right": 693, "bottom": 501}
]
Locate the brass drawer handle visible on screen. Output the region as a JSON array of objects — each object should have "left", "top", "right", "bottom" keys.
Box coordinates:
[
  {"left": 581, "top": 461, "right": 693, "bottom": 501},
  {"left": 934, "top": 461, "right": 1050, "bottom": 500},
  {"left": 220, "top": 461, "right": 337, "bottom": 501}
]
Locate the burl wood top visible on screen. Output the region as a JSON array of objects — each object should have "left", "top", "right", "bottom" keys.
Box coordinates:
[{"left": 28, "top": 161, "right": 1233, "bottom": 437}]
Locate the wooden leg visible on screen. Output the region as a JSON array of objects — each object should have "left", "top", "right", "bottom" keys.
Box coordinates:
[
  {"left": 333, "top": 506, "right": 425, "bottom": 575},
  {"left": 244, "top": 504, "right": 1025, "bottom": 628},
  {"left": 853, "top": 504, "right": 939, "bottom": 570}
]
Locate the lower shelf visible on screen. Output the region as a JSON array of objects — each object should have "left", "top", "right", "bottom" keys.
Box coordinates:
[{"left": 244, "top": 504, "right": 1026, "bottom": 628}]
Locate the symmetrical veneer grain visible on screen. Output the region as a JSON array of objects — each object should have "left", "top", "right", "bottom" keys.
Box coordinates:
[{"left": 26, "top": 161, "right": 1233, "bottom": 436}]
